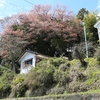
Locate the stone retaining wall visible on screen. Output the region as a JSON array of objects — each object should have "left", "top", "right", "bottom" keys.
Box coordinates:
[{"left": 3, "top": 93, "right": 100, "bottom": 100}]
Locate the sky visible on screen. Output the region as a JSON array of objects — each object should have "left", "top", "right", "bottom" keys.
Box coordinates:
[{"left": 0, "top": 0, "right": 100, "bottom": 19}]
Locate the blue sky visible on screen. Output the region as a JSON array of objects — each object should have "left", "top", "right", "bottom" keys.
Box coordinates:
[{"left": 0, "top": 0, "right": 100, "bottom": 19}]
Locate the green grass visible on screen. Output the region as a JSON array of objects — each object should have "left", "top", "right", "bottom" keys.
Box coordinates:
[{"left": 79, "top": 89, "right": 100, "bottom": 94}]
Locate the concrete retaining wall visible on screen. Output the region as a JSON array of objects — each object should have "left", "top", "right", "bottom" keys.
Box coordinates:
[{"left": 3, "top": 93, "right": 100, "bottom": 100}]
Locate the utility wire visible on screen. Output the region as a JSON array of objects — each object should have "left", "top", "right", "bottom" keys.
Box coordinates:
[
  {"left": 6, "top": 1, "right": 30, "bottom": 11},
  {"left": 24, "top": 0, "right": 35, "bottom": 6}
]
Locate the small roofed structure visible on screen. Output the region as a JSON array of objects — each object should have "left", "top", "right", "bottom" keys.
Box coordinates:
[
  {"left": 94, "top": 20, "right": 100, "bottom": 41},
  {"left": 19, "top": 50, "right": 48, "bottom": 74}
]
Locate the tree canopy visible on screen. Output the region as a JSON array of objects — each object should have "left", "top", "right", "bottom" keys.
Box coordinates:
[
  {"left": 83, "top": 12, "right": 98, "bottom": 42},
  {"left": 0, "top": 5, "right": 83, "bottom": 72},
  {"left": 77, "top": 8, "right": 89, "bottom": 20}
]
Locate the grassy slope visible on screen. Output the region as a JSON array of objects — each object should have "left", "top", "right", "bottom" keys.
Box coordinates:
[{"left": 9, "top": 57, "right": 100, "bottom": 98}]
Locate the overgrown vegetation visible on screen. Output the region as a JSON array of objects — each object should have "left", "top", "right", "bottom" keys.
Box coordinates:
[
  {"left": 0, "top": 4, "right": 100, "bottom": 99},
  {"left": 0, "top": 55, "right": 99, "bottom": 99},
  {"left": 0, "top": 66, "right": 14, "bottom": 98}
]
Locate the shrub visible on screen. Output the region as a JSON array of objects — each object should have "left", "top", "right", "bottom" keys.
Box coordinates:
[
  {"left": 12, "top": 74, "right": 25, "bottom": 85},
  {"left": 38, "top": 65, "right": 55, "bottom": 87},
  {"left": 76, "top": 73, "right": 86, "bottom": 82},
  {"left": 29, "top": 87, "right": 46, "bottom": 96},
  {"left": 23, "top": 60, "right": 56, "bottom": 96},
  {"left": 53, "top": 70, "right": 71, "bottom": 86},
  {"left": 23, "top": 70, "right": 40, "bottom": 90},
  {"left": 10, "top": 83, "right": 27, "bottom": 97},
  {"left": 0, "top": 66, "right": 14, "bottom": 98},
  {"left": 70, "top": 59, "right": 80, "bottom": 66},
  {"left": 94, "top": 46, "right": 100, "bottom": 63},
  {"left": 85, "top": 58, "right": 98, "bottom": 67},
  {"left": 46, "top": 86, "right": 65, "bottom": 95},
  {"left": 68, "top": 82, "right": 81, "bottom": 93},
  {"left": 49, "top": 57, "right": 66, "bottom": 68},
  {"left": 59, "top": 63, "right": 70, "bottom": 72},
  {"left": 10, "top": 74, "right": 26, "bottom": 98}
]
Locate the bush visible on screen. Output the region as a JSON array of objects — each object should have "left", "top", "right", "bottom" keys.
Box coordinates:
[
  {"left": 94, "top": 46, "right": 100, "bottom": 63},
  {"left": 46, "top": 86, "right": 65, "bottom": 95},
  {"left": 10, "top": 74, "right": 26, "bottom": 98},
  {"left": 23, "top": 59, "right": 56, "bottom": 96},
  {"left": 49, "top": 57, "right": 67, "bottom": 68},
  {"left": 10, "top": 83, "right": 27, "bottom": 97},
  {"left": 59, "top": 63, "right": 70, "bottom": 72},
  {"left": 85, "top": 58, "right": 99, "bottom": 67},
  {"left": 12, "top": 74, "right": 25, "bottom": 85},
  {"left": 54, "top": 70, "right": 71, "bottom": 86},
  {"left": 38, "top": 65, "right": 55, "bottom": 87},
  {"left": 70, "top": 59, "right": 80, "bottom": 66},
  {"left": 29, "top": 87, "right": 46, "bottom": 96},
  {"left": 23, "top": 71, "right": 40, "bottom": 90},
  {"left": 0, "top": 65, "right": 14, "bottom": 98},
  {"left": 68, "top": 82, "right": 81, "bottom": 93}
]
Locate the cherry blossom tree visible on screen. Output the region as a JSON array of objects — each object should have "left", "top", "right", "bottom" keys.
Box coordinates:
[{"left": 0, "top": 5, "right": 83, "bottom": 72}]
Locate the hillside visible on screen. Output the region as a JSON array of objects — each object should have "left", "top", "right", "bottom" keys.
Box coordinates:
[
  {"left": 0, "top": 55, "right": 100, "bottom": 99},
  {"left": 0, "top": 4, "right": 100, "bottom": 100}
]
